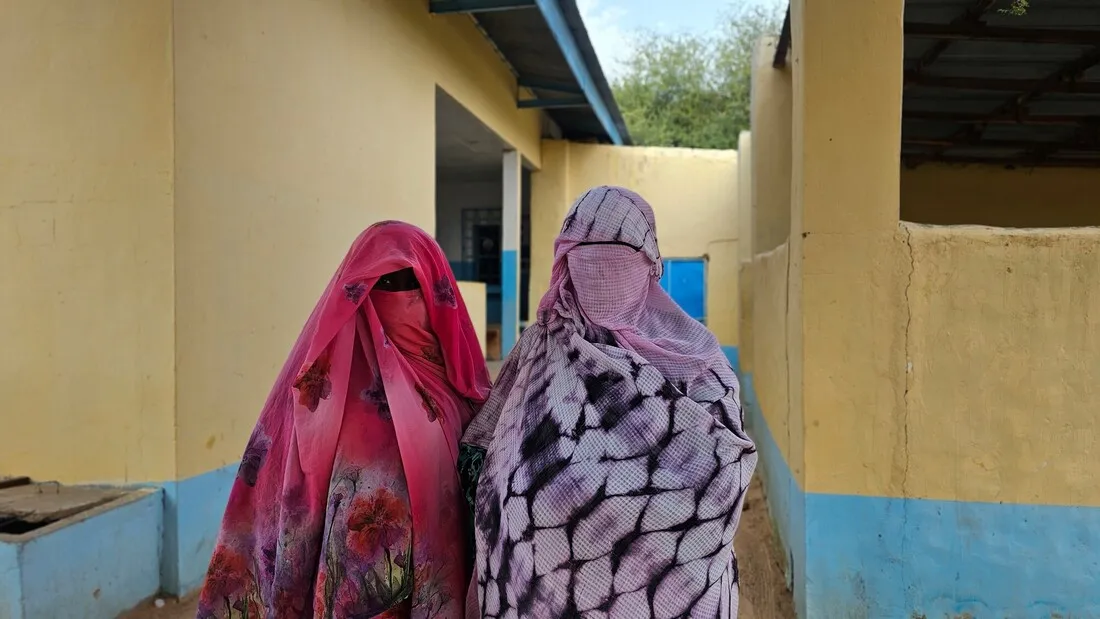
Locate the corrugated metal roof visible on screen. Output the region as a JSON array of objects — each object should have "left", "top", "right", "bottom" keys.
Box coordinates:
[
  {"left": 903, "top": 0, "right": 1100, "bottom": 167},
  {"left": 450, "top": 1, "right": 631, "bottom": 145},
  {"left": 775, "top": 0, "right": 1100, "bottom": 167}
]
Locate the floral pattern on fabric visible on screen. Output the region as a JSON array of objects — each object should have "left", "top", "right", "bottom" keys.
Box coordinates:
[
  {"left": 314, "top": 466, "right": 415, "bottom": 617},
  {"left": 420, "top": 345, "right": 444, "bottom": 366},
  {"left": 236, "top": 434, "right": 271, "bottom": 488},
  {"left": 416, "top": 384, "right": 442, "bottom": 423},
  {"left": 360, "top": 371, "right": 391, "bottom": 421},
  {"left": 293, "top": 352, "right": 332, "bottom": 412},
  {"left": 195, "top": 222, "right": 490, "bottom": 619},
  {"left": 432, "top": 278, "right": 457, "bottom": 309},
  {"left": 344, "top": 282, "right": 367, "bottom": 304}
]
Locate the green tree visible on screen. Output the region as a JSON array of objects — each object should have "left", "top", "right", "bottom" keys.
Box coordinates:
[
  {"left": 1000, "top": 0, "right": 1028, "bottom": 16},
  {"left": 612, "top": 4, "right": 784, "bottom": 149}
]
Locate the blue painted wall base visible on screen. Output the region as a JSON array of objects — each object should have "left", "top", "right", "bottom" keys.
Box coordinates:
[
  {"left": 158, "top": 463, "right": 238, "bottom": 596},
  {"left": 0, "top": 464, "right": 236, "bottom": 618},
  {"left": 501, "top": 249, "right": 519, "bottom": 356},
  {"left": 0, "top": 490, "right": 162, "bottom": 619},
  {"left": 725, "top": 348, "right": 1100, "bottom": 619}
]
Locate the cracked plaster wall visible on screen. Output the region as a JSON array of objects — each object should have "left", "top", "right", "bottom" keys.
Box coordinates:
[{"left": 901, "top": 223, "right": 1100, "bottom": 505}]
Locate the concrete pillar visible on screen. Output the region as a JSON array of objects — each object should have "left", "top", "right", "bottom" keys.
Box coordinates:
[
  {"left": 791, "top": 0, "right": 904, "bottom": 493},
  {"left": 736, "top": 131, "right": 754, "bottom": 374},
  {"left": 790, "top": 0, "right": 904, "bottom": 614},
  {"left": 750, "top": 37, "right": 792, "bottom": 254},
  {"left": 501, "top": 149, "right": 522, "bottom": 356},
  {"left": 737, "top": 131, "right": 754, "bottom": 262}
]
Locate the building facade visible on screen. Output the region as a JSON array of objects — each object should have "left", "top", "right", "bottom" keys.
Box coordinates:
[
  {"left": 0, "top": 1, "right": 742, "bottom": 616},
  {"left": 739, "top": 0, "right": 1100, "bottom": 616}
]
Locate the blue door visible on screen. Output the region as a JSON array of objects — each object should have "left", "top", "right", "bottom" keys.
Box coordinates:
[{"left": 659, "top": 258, "right": 706, "bottom": 324}]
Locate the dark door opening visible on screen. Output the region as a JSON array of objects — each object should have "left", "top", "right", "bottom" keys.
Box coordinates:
[{"left": 474, "top": 224, "right": 501, "bottom": 285}]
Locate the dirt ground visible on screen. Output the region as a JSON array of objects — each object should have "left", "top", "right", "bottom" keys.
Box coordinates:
[
  {"left": 122, "top": 473, "right": 794, "bottom": 619},
  {"left": 733, "top": 475, "right": 797, "bottom": 619}
]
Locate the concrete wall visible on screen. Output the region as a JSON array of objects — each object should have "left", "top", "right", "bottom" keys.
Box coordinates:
[
  {"left": 2, "top": 0, "right": 543, "bottom": 599},
  {"left": 173, "top": 0, "right": 541, "bottom": 485},
  {"left": 737, "top": 132, "right": 755, "bottom": 374},
  {"left": 529, "top": 141, "right": 741, "bottom": 345},
  {"left": 0, "top": 0, "right": 177, "bottom": 484},
  {"left": 902, "top": 164, "right": 1100, "bottom": 228},
  {"left": 2, "top": 0, "right": 540, "bottom": 487},
  {"left": 739, "top": 0, "right": 1100, "bottom": 614},
  {"left": 749, "top": 38, "right": 792, "bottom": 254},
  {"left": 798, "top": 224, "right": 1100, "bottom": 617},
  {"left": 904, "top": 225, "right": 1100, "bottom": 505}
]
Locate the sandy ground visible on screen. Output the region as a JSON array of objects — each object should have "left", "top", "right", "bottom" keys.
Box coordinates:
[
  {"left": 733, "top": 475, "right": 797, "bottom": 619},
  {"left": 121, "top": 473, "right": 793, "bottom": 619}
]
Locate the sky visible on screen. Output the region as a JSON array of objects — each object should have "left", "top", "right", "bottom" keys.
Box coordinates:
[{"left": 577, "top": 0, "right": 781, "bottom": 82}]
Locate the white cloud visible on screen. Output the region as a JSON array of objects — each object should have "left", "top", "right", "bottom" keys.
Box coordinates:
[{"left": 576, "top": 0, "right": 631, "bottom": 82}]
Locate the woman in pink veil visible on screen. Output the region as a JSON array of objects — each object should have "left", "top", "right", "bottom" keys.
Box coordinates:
[{"left": 196, "top": 221, "right": 490, "bottom": 618}]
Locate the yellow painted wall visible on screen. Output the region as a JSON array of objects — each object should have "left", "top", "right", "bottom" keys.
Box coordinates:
[
  {"left": 751, "top": 243, "right": 792, "bottom": 477},
  {"left": 902, "top": 164, "right": 1100, "bottom": 228},
  {"left": 0, "top": 0, "right": 176, "bottom": 484},
  {"left": 705, "top": 240, "right": 739, "bottom": 349},
  {"left": 2, "top": 0, "right": 543, "bottom": 484},
  {"left": 529, "top": 140, "right": 573, "bottom": 325},
  {"left": 528, "top": 141, "right": 741, "bottom": 344},
  {"left": 173, "top": 0, "right": 543, "bottom": 479},
  {"left": 737, "top": 132, "right": 754, "bottom": 262},
  {"left": 789, "top": 0, "right": 907, "bottom": 498},
  {"left": 457, "top": 281, "right": 487, "bottom": 357},
  {"left": 738, "top": 261, "right": 755, "bottom": 373},
  {"left": 745, "top": 0, "right": 1100, "bottom": 506},
  {"left": 785, "top": 221, "right": 1100, "bottom": 505},
  {"left": 737, "top": 132, "right": 754, "bottom": 372},
  {"left": 750, "top": 38, "right": 792, "bottom": 254},
  {"left": 902, "top": 224, "right": 1100, "bottom": 506}
]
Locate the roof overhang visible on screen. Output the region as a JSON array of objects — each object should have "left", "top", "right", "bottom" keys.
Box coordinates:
[
  {"left": 774, "top": 0, "right": 1100, "bottom": 168},
  {"left": 430, "top": 0, "right": 632, "bottom": 145}
]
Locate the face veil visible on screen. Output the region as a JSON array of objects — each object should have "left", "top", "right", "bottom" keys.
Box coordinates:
[
  {"left": 197, "top": 221, "right": 490, "bottom": 618},
  {"left": 464, "top": 186, "right": 758, "bottom": 619}
]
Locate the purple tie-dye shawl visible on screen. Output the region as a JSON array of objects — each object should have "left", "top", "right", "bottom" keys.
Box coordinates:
[{"left": 462, "top": 186, "right": 758, "bottom": 618}]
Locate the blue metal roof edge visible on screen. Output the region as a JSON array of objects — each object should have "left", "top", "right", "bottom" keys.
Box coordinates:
[{"left": 535, "top": 0, "right": 631, "bottom": 145}]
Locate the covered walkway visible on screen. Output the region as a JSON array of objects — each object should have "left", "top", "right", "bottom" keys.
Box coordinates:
[{"left": 741, "top": 0, "right": 1100, "bottom": 616}]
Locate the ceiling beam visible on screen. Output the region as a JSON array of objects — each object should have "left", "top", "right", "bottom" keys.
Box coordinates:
[
  {"left": 904, "top": 110, "right": 1100, "bottom": 126},
  {"left": 517, "top": 97, "right": 588, "bottom": 109},
  {"left": 904, "top": 137, "right": 1100, "bottom": 153},
  {"left": 906, "top": 22, "right": 1100, "bottom": 46},
  {"left": 908, "top": 0, "right": 997, "bottom": 81},
  {"left": 902, "top": 154, "right": 1100, "bottom": 168},
  {"left": 429, "top": 0, "right": 536, "bottom": 14},
  {"left": 905, "top": 74, "right": 1100, "bottom": 94},
  {"left": 998, "top": 46, "right": 1100, "bottom": 116},
  {"left": 516, "top": 76, "right": 583, "bottom": 95},
  {"left": 915, "top": 45, "right": 1100, "bottom": 163}
]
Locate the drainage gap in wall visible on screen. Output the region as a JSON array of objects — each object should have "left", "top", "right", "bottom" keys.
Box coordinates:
[
  {"left": 0, "top": 477, "right": 121, "bottom": 537},
  {"left": 0, "top": 515, "right": 58, "bottom": 535}
]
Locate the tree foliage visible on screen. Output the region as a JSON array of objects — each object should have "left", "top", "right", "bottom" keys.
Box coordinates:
[
  {"left": 1000, "top": 0, "right": 1028, "bottom": 16},
  {"left": 612, "top": 4, "right": 784, "bottom": 150}
]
